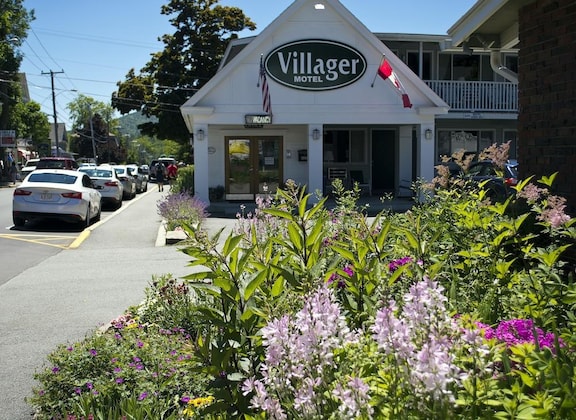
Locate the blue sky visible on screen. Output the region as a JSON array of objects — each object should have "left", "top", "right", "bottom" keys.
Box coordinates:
[{"left": 20, "top": 0, "right": 476, "bottom": 128}]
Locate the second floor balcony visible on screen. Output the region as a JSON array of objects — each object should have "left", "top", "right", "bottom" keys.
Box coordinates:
[{"left": 425, "top": 80, "right": 518, "bottom": 113}]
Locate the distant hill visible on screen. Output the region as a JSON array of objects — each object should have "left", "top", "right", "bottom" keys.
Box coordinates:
[{"left": 116, "top": 111, "right": 157, "bottom": 138}]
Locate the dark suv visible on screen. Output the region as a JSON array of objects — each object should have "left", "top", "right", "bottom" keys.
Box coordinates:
[
  {"left": 36, "top": 157, "right": 79, "bottom": 171},
  {"left": 466, "top": 160, "right": 519, "bottom": 202},
  {"left": 149, "top": 158, "right": 176, "bottom": 181}
]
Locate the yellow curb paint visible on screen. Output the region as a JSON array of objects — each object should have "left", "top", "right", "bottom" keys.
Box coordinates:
[{"left": 69, "top": 230, "right": 90, "bottom": 249}]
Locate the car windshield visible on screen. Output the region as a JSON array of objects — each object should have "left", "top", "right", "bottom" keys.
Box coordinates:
[
  {"left": 28, "top": 173, "right": 77, "bottom": 184},
  {"left": 115, "top": 168, "right": 126, "bottom": 175}
]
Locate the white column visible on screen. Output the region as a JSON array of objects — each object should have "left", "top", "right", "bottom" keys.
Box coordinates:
[
  {"left": 418, "top": 123, "right": 435, "bottom": 183},
  {"left": 193, "top": 124, "right": 209, "bottom": 204},
  {"left": 307, "top": 125, "right": 323, "bottom": 200},
  {"left": 397, "top": 125, "right": 413, "bottom": 197}
]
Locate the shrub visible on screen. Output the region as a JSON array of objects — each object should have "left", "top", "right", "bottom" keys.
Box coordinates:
[
  {"left": 170, "top": 165, "right": 195, "bottom": 194},
  {"left": 157, "top": 191, "right": 208, "bottom": 231}
]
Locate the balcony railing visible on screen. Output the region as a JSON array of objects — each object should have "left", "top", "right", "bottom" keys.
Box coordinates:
[{"left": 425, "top": 80, "right": 518, "bottom": 113}]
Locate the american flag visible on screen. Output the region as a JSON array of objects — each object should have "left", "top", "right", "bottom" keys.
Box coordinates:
[{"left": 259, "top": 56, "right": 272, "bottom": 114}]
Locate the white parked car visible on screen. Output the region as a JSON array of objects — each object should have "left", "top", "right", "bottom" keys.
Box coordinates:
[
  {"left": 79, "top": 165, "right": 124, "bottom": 209},
  {"left": 126, "top": 164, "right": 148, "bottom": 193},
  {"left": 20, "top": 158, "right": 40, "bottom": 179},
  {"left": 112, "top": 165, "right": 137, "bottom": 199},
  {"left": 12, "top": 169, "right": 102, "bottom": 228}
]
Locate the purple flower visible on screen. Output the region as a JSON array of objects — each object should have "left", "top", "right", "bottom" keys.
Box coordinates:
[
  {"left": 138, "top": 392, "right": 148, "bottom": 401},
  {"left": 388, "top": 256, "right": 413, "bottom": 272},
  {"left": 115, "top": 377, "right": 124, "bottom": 384},
  {"left": 180, "top": 396, "right": 191, "bottom": 403},
  {"left": 89, "top": 349, "right": 97, "bottom": 357},
  {"left": 51, "top": 366, "right": 60, "bottom": 374}
]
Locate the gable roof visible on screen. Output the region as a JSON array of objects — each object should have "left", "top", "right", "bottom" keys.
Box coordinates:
[{"left": 181, "top": 0, "right": 448, "bottom": 128}]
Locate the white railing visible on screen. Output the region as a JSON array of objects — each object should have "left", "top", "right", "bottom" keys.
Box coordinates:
[{"left": 425, "top": 80, "right": 518, "bottom": 112}]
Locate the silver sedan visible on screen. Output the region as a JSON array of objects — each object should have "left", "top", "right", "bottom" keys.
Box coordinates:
[{"left": 12, "top": 169, "right": 102, "bottom": 228}]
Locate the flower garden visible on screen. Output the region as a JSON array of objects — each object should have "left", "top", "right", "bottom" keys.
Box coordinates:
[{"left": 28, "top": 144, "right": 576, "bottom": 419}]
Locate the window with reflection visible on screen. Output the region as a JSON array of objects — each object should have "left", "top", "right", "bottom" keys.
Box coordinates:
[{"left": 437, "top": 130, "right": 496, "bottom": 161}]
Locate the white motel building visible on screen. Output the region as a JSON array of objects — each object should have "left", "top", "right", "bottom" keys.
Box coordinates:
[{"left": 180, "top": 0, "right": 518, "bottom": 204}]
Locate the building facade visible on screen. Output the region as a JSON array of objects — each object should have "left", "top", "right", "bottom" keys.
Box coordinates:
[
  {"left": 180, "top": 0, "right": 518, "bottom": 205},
  {"left": 448, "top": 0, "right": 575, "bottom": 215}
]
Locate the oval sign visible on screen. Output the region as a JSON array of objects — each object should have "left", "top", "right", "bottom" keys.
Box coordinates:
[{"left": 265, "top": 39, "right": 366, "bottom": 91}]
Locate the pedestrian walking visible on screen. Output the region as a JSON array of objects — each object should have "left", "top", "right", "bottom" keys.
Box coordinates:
[
  {"left": 167, "top": 162, "right": 178, "bottom": 188},
  {"left": 9, "top": 161, "right": 18, "bottom": 185},
  {"left": 156, "top": 162, "right": 166, "bottom": 192}
]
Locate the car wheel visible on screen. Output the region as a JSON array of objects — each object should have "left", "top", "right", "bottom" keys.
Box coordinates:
[
  {"left": 81, "top": 208, "right": 91, "bottom": 229},
  {"left": 13, "top": 214, "right": 25, "bottom": 227},
  {"left": 94, "top": 202, "right": 102, "bottom": 222}
]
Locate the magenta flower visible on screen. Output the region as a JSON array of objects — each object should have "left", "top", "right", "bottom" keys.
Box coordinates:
[
  {"left": 388, "top": 256, "right": 413, "bottom": 272},
  {"left": 475, "top": 319, "right": 563, "bottom": 349},
  {"left": 138, "top": 392, "right": 148, "bottom": 401}
]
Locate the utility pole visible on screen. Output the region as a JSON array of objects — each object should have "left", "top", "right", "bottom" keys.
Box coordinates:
[{"left": 41, "top": 70, "right": 64, "bottom": 157}]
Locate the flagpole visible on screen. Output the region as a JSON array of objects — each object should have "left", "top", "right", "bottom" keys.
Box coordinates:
[
  {"left": 371, "top": 55, "right": 385, "bottom": 88},
  {"left": 257, "top": 54, "right": 263, "bottom": 87}
]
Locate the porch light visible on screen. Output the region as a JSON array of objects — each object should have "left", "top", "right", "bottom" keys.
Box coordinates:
[
  {"left": 312, "top": 128, "right": 321, "bottom": 140},
  {"left": 196, "top": 129, "right": 205, "bottom": 141},
  {"left": 425, "top": 129, "right": 433, "bottom": 140}
]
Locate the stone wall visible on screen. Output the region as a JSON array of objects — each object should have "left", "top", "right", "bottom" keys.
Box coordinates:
[{"left": 518, "top": 0, "right": 576, "bottom": 215}]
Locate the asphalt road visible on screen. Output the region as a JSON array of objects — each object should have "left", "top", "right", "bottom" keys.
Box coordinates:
[{"left": 0, "top": 183, "right": 237, "bottom": 419}]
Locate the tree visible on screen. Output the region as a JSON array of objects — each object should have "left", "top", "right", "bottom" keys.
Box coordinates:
[
  {"left": 67, "top": 95, "right": 123, "bottom": 163},
  {"left": 112, "top": 0, "right": 256, "bottom": 143},
  {"left": 9, "top": 101, "right": 50, "bottom": 154},
  {"left": 0, "top": 0, "right": 33, "bottom": 131}
]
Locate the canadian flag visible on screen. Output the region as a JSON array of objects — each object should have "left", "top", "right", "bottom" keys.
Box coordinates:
[{"left": 377, "top": 58, "right": 412, "bottom": 108}]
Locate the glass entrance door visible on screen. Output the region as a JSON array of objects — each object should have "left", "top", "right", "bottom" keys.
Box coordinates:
[{"left": 226, "top": 136, "right": 282, "bottom": 199}]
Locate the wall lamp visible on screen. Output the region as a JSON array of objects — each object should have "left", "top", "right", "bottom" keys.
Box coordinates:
[
  {"left": 312, "top": 128, "right": 321, "bottom": 140},
  {"left": 196, "top": 129, "right": 205, "bottom": 141},
  {"left": 425, "top": 128, "right": 433, "bottom": 140}
]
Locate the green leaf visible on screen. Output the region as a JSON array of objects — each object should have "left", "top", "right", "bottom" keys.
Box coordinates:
[
  {"left": 244, "top": 270, "right": 267, "bottom": 301},
  {"left": 271, "top": 277, "right": 284, "bottom": 296},
  {"left": 222, "top": 234, "right": 243, "bottom": 257}
]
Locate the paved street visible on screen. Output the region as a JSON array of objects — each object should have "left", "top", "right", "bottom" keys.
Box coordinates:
[{"left": 0, "top": 186, "right": 236, "bottom": 420}]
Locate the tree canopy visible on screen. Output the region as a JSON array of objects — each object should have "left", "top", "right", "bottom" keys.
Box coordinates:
[
  {"left": 0, "top": 0, "right": 35, "bottom": 133},
  {"left": 68, "top": 95, "right": 124, "bottom": 163},
  {"left": 112, "top": 0, "right": 256, "bottom": 143}
]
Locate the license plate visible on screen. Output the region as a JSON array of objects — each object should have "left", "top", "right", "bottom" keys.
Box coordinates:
[{"left": 40, "top": 193, "right": 52, "bottom": 200}]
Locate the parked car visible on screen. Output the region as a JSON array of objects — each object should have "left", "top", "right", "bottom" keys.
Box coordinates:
[
  {"left": 20, "top": 158, "right": 40, "bottom": 179},
  {"left": 149, "top": 158, "right": 176, "bottom": 182},
  {"left": 465, "top": 160, "right": 519, "bottom": 202},
  {"left": 112, "top": 165, "right": 137, "bottom": 199},
  {"left": 126, "top": 164, "right": 148, "bottom": 193},
  {"left": 35, "top": 157, "right": 79, "bottom": 171},
  {"left": 79, "top": 165, "right": 124, "bottom": 209},
  {"left": 12, "top": 169, "right": 102, "bottom": 228}
]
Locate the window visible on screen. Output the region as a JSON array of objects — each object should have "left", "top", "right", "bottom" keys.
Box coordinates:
[
  {"left": 407, "top": 51, "right": 432, "bottom": 80},
  {"left": 437, "top": 130, "right": 495, "bottom": 161},
  {"left": 323, "top": 130, "right": 365, "bottom": 163}
]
